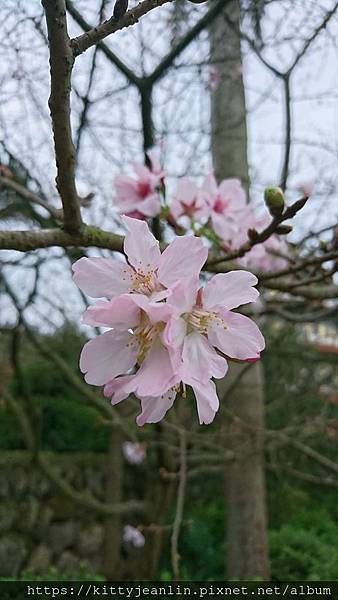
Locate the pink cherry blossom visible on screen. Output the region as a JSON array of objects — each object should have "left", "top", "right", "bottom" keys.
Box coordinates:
[
  {"left": 113, "top": 150, "right": 164, "bottom": 218},
  {"left": 73, "top": 216, "right": 207, "bottom": 402},
  {"left": 202, "top": 173, "right": 249, "bottom": 241},
  {"left": 73, "top": 216, "right": 208, "bottom": 299},
  {"left": 170, "top": 177, "right": 209, "bottom": 222},
  {"left": 74, "top": 217, "right": 265, "bottom": 427},
  {"left": 165, "top": 271, "right": 264, "bottom": 366}
]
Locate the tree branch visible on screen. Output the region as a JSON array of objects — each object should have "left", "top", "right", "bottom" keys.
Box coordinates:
[
  {"left": 0, "top": 225, "right": 123, "bottom": 252},
  {"left": 42, "top": 0, "right": 82, "bottom": 232},
  {"left": 0, "top": 175, "right": 63, "bottom": 221},
  {"left": 66, "top": 0, "right": 142, "bottom": 86},
  {"left": 207, "top": 195, "right": 309, "bottom": 267},
  {"left": 71, "top": 0, "right": 175, "bottom": 57}
]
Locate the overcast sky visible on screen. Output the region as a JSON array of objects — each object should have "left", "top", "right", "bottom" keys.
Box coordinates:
[{"left": 0, "top": 0, "right": 337, "bottom": 330}]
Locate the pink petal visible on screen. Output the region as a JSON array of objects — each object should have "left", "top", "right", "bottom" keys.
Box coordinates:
[
  {"left": 176, "top": 177, "right": 200, "bottom": 204},
  {"left": 115, "top": 175, "right": 140, "bottom": 203},
  {"left": 158, "top": 236, "right": 207, "bottom": 287},
  {"left": 181, "top": 332, "right": 228, "bottom": 382},
  {"left": 104, "top": 375, "right": 135, "bottom": 405},
  {"left": 122, "top": 216, "right": 161, "bottom": 273},
  {"left": 130, "top": 293, "right": 173, "bottom": 324},
  {"left": 129, "top": 340, "right": 179, "bottom": 397},
  {"left": 135, "top": 193, "right": 161, "bottom": 217},
  {"left": 207, "top": 311, "right": 265, "bottom": 360},
  {"left": 167, "top": 277, "right": 199, "bottom": 314},
  {"left": 82, "top": 295, "right": 140, "bottom": 329},
  {"left": 136, "top": 390, "right": 176, "bottom": 426},
  {"left": 72, "top": 257, "right": 132, "bottom": 299},
  {"left": 219, "top": 178, "right": 246, "bottom": 209},
  {"left": 163, "top": 317, "right": 187, "bottom": 349},
  {"left": 80, "top": 330, "right": 138, "bottom": 386},
  {"left": 211, "top": 212, "right": 238, "bottom": 241},
  {"left": 202, "top": 173, "right": 218, "bottom": 198},
  {"left": 203, "top": 270, "right": 259, "bottom": 311},
  {"left": 190, "top": 378, "right": 219, "bottom": 425}
]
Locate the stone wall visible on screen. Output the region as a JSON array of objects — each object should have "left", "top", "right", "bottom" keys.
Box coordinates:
[{"left": 0, "top": 451, "right": 117, "bottom": 578}]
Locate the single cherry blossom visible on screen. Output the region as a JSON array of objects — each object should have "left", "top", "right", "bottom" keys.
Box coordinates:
[
  {"left": 73, "top": 216, "right": 208, "bottom": 300},
  {"left": 113, "top": 150, "right": 164, "bottom": 218},
  {"left": 202, "top": 173, "right": 249, "bottom": 241},
  {"left": 170, "top": 177, "right": 209, "bottom": 222}
]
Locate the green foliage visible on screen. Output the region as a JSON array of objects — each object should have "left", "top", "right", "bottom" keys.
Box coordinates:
[
  {"left": 2, "top": 325, "right": 110, "bottom": 452},
  {"left": 270, "top": 508, "right": 338, "bottom": 581}
]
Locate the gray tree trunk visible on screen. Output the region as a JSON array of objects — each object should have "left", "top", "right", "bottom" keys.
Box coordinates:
[{"left": 210, "top": 1, "right": 270, "bottom": 579}]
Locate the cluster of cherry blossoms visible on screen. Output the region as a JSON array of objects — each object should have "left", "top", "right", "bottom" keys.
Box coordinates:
[
  {"left": 113, "top": 152, "right": 287, "bottom": 273},
  {"left": 73, "top": 217, "right": 265, "bottom": 426}
]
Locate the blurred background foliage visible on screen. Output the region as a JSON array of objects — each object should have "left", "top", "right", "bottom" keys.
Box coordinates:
[{"left": 1, "top": 320, "right": 337, "bottom": 581}]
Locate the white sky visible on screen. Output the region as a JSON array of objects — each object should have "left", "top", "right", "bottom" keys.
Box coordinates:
[{"left": 0, "top": 0, "right": 337, "bottom": 330}]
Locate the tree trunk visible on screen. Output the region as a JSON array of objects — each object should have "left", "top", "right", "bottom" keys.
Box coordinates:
[
  {"left": 210, "top": 1, "right": 270, "bottom": 579},
  {"left": 101, "top": 428, "right": 123, "bottom": 579}
]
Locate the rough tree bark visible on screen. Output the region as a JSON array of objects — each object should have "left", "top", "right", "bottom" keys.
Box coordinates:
[{"left": 209, "top": 1, "right": 270, "bottom": 579}]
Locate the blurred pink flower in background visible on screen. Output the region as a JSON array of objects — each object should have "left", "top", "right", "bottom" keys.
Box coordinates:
[
  {"left": 123, "top": 525, "right": 145, "bottom": 548},
  {"left": 123, "top": 442, "right": 146, "bottom": 465},
  {"left": 113, "top": 149, "right": 164, "bottom": 218},
  {"left": 170, "top": 177, "right": 209, "bottom": 222},
  {"left": 202, "top": 174, "right": 249, "bottom": 241},
  {"left": 208, "top": 64, "right": 220, "bottom": 92},
  {"left": 233, "top": 213, "right": 288, "bottom": 273}
]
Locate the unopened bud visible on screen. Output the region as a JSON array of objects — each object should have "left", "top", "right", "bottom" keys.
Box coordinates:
[
  {"left": 113, "top": 0, "right": 128, "bottom": 20},
  {"left": 264, "top": 186, "right": 285, "bottom": 216},
  {"left": 275, "top": 225, "right": 292, "bottom": 235},
  {"left": 248, "top": 228, "right": 259, "bottom": 242}
]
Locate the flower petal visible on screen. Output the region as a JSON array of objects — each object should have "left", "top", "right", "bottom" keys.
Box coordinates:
[
  {"left": 158, "top": 236, "right": 207, "bottom": 287},
  {"left": 122, "top": 215, "right": 161, "bottom": 273},
  {"left": 104, "top": 375, "right": 135, "bottom": 405},
  {"left": 135, "top": 193, "right": 161, "bottom": 217},
  {"left": 163, "top": 317, "right": 187, "bottom": 349},
  {"left": 80, "top": 330, "right": 138, "bottom": 386},
  {"left": 203, "top": 270, "right": 259, "bottom": 311},
  {"left": 136, "top": 390, "right": 176, "bottom": 426},
  {"left": 130, "top": 293, "right": 173, "bottom": 324},
  {"left": 207, "top": 311, "right": 265, "bottom": 360},
  {"left": 82, "top": 295, "right": 140, "bottom": 329},
  {"left": 219, "top": 178, "right": 246, "bottom": 209},
  {"left": 181, "top": 332, "right": 228, "bottom": 382},
  {"left": 190, "top": 378, "right": 219, "bottom": 425},
  {"left": 72, "top": 257, "right": 132, "bottom": 299},
  {"left": 129, "top": 340, "right": 179, "bottom": 397},
  {"left": 167, "top": 277, "right": 199, "bottom": 315}
]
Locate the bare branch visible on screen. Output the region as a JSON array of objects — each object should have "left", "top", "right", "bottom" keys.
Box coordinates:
[
  {"left": 66, "top": 0, "right": 141, "bottom": 86},
  {"left": 71, "top": 0, "right": 175, "bottom": 57},
  {"left": 171, "top": 429, "right": 187, "bottom": 581},
  {"left": 42, "top": 0, "right": 82, "bottom": 232},
  {"left": 0, "top": 226, "right": 123, "bottom": 252},
  {"left": 0, "top": 175, "right": 62, "bottom": 221},
  {"left": 207, "top": 195, "right": 309, "bottom": 267}
]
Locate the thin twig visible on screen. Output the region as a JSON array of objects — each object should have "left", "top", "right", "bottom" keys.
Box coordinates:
[{"left": 171, "top": 429, "right": 187, "bottom": 581}]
